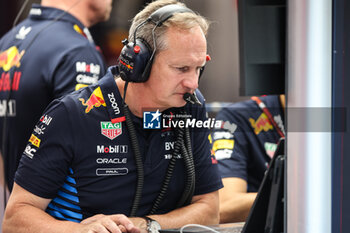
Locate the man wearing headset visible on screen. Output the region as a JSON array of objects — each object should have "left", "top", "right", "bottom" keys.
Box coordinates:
[
  {"left": 0, "top": 0, "right": 112, "bottom": 195},
  {"left": 3, "top": 0, "right": 222, "bottom": 232},
  {"left": 211, "top": 95, "right": 285, "bottom": 223}
]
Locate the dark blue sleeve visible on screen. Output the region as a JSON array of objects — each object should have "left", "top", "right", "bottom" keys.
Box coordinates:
[
  {"left": 190, "top": 98, "right": 223, "bottom": 195},
  {"left": 50, "top": 45, "right": 106, "bottom": 98},
  {"left": 213, "top": 107, "right": 252, "bottom": 181},
  {"left": 15, "top": 99, "right": 74, "bottom": 198}
]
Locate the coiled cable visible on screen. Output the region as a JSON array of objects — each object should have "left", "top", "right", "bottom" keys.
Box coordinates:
[
  {"left": 149, "top": 110, "right": 196, "bottom": 213},
  {"left": 149, "top": 126, "right": 183, "bottom": 214},
  {"left": 176, "top": 126, "right": 195, "bottom": 208},
  {"left": 122, "top": 82, "right": 144, "bottom": 217}
]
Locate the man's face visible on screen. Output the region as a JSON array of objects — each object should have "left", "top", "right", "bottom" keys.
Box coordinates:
[{"left": 144, "top": 25, "right": 207, "bottom": 109}]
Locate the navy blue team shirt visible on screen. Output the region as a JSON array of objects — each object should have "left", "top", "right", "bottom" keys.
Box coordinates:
[
  {"left": 15, "top": 67, "right": 223, "bottom": 222},
  {"left": 212, "top": 95, "right": 284, "bottom": 192},
  {"left": 0, "top": 4, "right": 106, "bottom": 190}
]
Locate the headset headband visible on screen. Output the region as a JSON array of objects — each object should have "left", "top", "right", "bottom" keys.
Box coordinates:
[{"left": 148, "top": 4, "right": 194, "bottom": 26}]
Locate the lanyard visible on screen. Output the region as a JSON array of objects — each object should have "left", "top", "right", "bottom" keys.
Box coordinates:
[{"left": 251, "top": 96, "right": 285, "bottom": 138}]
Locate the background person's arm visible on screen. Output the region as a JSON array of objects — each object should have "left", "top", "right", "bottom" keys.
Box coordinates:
[{"left": 219, "top": 177, "right": 257, "bottom": 223}]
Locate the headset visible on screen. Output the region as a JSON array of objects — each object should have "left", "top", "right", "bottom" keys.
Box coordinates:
[{"left": 116, "top": 4, "right": 195, "bottom": 83}]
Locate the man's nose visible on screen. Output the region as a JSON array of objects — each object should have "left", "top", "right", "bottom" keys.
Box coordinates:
[{"left": 182, "top": 73, "right": 199, "bottom": 90}]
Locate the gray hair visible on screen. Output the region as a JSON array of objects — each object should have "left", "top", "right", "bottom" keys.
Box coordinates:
[{"left": 128, "top": 0, "right": 209, "bottom": 53}]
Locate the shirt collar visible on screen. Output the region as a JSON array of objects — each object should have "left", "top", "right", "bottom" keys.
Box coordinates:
[
  {"left": 29, "top": 4, "right": 93, "bottom": 43},
  {"left": 99, "top": 67, "right": 126, "bottom": 123}
]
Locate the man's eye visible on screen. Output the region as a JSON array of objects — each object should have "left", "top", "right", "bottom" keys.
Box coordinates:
[{"left": 177, "top": 67, "right": 189, "bottom": 72}]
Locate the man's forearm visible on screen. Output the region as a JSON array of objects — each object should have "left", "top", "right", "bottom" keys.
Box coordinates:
[
  {"left": 4, "top": 205, "right": 140, "bottom": 233},
  {"left": 146, "top": 192, "right": 219, "bottom": 229},
  {"left": 219, "top": 192, "right": 257, "bottom": 223},
  {"left": 3, "top": 204, "right": 81, "bottom": 233}
]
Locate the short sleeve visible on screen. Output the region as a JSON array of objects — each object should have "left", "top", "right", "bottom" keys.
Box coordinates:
[
  {"left": 212, "top": 107, "right": 252, "bottom": 181},
  {"left": 15, "top": 99, "right": 75, "bottom": 198}
]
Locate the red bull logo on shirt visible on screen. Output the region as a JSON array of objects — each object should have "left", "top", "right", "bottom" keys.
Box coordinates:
[
  {"left": 79, "top": 87, "right": 106, "bottom": 113},
  {"left": 0, "top": 71, "right": 21, "bottom": 92},
  {"left": 0, "top": 46, "right": 25, "bottom": 72},
  {"left": 249, "top": 113, "right": 273, "bottom": 135}
]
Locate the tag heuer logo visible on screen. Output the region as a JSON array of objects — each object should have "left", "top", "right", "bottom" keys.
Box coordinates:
[{"left": 101, "top": 121, "right": 122, "bottom": 140}]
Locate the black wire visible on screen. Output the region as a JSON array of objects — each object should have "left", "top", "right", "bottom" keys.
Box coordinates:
[
  {"left": 176, "top": 117, "right": 195, "bottom": 208},
  {"left": 184, "top": 126, "right": 195, "bottom": 204},
  {"left": 149, "top": 25, "right": 158, "bottom": 64},
  {"left": 124, "top": 103, "right": 144, "bottom": 217},
  {"left": 149, "top": 111, "right": 196, "bottom": 213},
  {"left": 12, "top": 0, "right": 31, "bottom": 28},
  {"left": 123, "top": 81, "right": 129, "bottom": 102},
  {"left": 176, "top": 136, "right": 195, "bottom": 207},
  {"left": 133, "top": 20, "right": 149, "bottom": 44},
  {"left": 149, "top": 125, "right": 184, "bottom": 214},
  {"left": 122, "top": 82, "right": 144, "bottom": 217}
]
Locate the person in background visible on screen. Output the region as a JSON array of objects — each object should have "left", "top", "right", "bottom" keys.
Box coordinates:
[
  {"left": 2, "top": 0, "right": 222, "bottom": 232},
  {"left": 0, "top": 0, "right": 112, "bottom": 193},
  {"left": 211, "top": 95, "right": 285, "bottom": 223}
]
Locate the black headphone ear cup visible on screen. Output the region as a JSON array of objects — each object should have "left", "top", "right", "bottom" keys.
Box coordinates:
[{"left": 117, "top": 38, "right": 152, "bottom": 82}]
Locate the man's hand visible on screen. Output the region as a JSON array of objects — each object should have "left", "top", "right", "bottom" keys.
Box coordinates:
[{"left": 80, "top": 214, "right": 141, "bottom": 233}]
